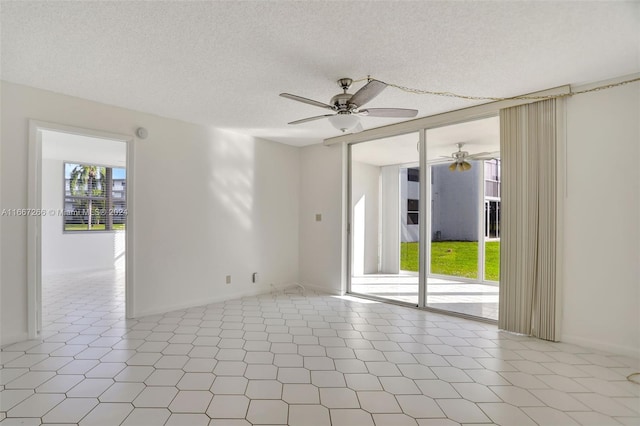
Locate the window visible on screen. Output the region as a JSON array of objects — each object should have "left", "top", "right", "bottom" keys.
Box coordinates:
[
  {"left": 407, "top": 167, "right": 420, "bottom": 182},
  {"left": 484, "top": 159, "right": 501, "bottom": 198},
  {"left": 407, "top": 199, "right": 419, "bottom": 225},
  {"left": 64, "top": 162, "right": 126, "bottom": 231}
]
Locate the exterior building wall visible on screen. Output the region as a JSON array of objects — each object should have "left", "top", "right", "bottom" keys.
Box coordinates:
[{"left": 431, "top": 161, "right": 481, "bottom": 242}]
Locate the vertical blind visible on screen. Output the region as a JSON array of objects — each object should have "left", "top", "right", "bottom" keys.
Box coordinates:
[{"left": 499, "top": 99, "right": 557, "bottom": 341}]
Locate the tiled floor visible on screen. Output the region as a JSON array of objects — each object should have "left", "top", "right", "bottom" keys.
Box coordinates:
[
  {"left": 351, "top": 275, "right": 499, "bottom": 320},
  {"left": 1, "top": 269, "right": 639, "bottom": 425}
]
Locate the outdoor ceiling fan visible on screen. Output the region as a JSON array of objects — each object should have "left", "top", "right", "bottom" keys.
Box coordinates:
[
  {"left": 280, "top": 78, "right": 418, "bottom": 133},
  {"left": 445, "top": 143, "right": 495, "bottom": 172}
]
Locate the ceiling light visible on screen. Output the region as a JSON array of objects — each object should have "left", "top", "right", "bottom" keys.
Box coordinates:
[
  {"left": 328, "top": 114, "right": 360, "bottom": 133},
  {"left": 450, "top": 161, "right": 473, "bottom": 171}
]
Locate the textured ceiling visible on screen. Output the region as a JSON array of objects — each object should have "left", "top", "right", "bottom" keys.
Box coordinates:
[{"left": 2, "top": 1, "right": 639, "bottom": 146}]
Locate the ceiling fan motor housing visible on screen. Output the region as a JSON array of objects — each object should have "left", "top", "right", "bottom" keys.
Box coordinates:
[
  {"left": 330, "top": 93, "right": 354, "bottom": 111},
  {"left": 453, "top": 150, "right": 468, "bottom": 161},
  {"left": 337, "top": 78, "right": 353, "bottom": 90}
]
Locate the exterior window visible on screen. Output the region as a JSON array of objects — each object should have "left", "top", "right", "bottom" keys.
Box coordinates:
[
  {"left": 408, "top": 167, "right": 420, "bottom": 182},
  {"left": 483, "top": 159, "right": 501, "bottom": 240},
  {"left": 484, "top": 159, "right": 501, "bottom": 198},
  {"left": 407, "top": 199, "right": 419, "bottom": 224},
  {"left": 64, "top": 163, "right": 126, "bottom": 231}
]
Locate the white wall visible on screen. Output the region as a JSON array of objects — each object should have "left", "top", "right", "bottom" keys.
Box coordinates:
[
  {"left": 561, "top": 81, "right": 640, "bottom": 357},
  {"left": 298, "top": 143, "right": 345, "bottom": 294},
  {"left": 1, "top": 81, "right": 300, "bottom": 345},
  {"left": 41, "top": 158, "right": 125, "bottom": 273},
  {"left": 351, "top": 161, "right": 380, "bottom": 275}
]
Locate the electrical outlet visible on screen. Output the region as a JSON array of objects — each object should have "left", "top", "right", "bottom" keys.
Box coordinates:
[
  {"left": 315, "top": 213, "right": 322, "bottom": 222},
  {"left": 226, "top": 275, "right": 231, "bottom": 284}
]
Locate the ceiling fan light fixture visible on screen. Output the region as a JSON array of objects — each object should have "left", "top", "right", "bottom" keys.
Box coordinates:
[
  {"left": 449, "top": 162, "right": 458, "bottom": 172},
  {"left": 461, "top": 161, "right": 472, "bottom": 171},
  {"left": 328, "top": 113, "right": 360, "bottom": 132}
]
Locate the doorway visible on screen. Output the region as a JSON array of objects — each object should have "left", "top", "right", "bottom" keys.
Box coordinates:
[{"left": 27, "top": 122, "right": 134, "bottom": 339}]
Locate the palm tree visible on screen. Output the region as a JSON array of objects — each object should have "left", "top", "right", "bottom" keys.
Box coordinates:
[{"left": 69, "top": 165, "right": 106, "bottom": 230}]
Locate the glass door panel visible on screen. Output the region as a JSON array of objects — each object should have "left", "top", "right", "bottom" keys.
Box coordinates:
[
  {"left": 425, "top": 118, "right": 500, "bottom": 320},
  {"left": 349, "top": 132, "right": 420, "bottom": 305},
  {"left": 429, "top": 161, "right": 479, "bottom": 280}
]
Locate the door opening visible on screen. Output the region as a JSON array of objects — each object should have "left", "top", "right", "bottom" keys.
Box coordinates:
[{"left": 27, "top": 122, "right": 134, "bottom": 339}]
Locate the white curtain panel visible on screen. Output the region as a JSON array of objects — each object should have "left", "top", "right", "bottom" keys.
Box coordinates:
[{"left": 499, "top": 99, "right": 557, "bottom": 341}]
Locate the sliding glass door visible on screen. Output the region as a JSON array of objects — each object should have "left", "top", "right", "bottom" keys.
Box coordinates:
[{"left": 347, "top": 116, "right": 500, "bottom": 321}]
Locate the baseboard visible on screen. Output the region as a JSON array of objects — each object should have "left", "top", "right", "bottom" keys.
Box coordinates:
[
  {"left": 43, "top": 265, "right": 118, "bottom": 275},
  {"left": 133, "top": 282, "right": 347, "bottom": 319},
  {"left": 1, "top": 331, "right": 30, "bottom": 348},
  {"left": 133, "top": 285, "right": 275, "bottom": 318},
  {"left": 561, "top": 334, "right": 640, "bottom": 359},
  {"left": 298, "top": 282, "right": 343, "bottom": 296}
]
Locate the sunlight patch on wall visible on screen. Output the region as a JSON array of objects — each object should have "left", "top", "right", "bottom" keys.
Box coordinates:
[
  {"left": 209, "top": 129, "right": 255, "bottom": 231},
  {"left": 114, "top": 231, "right": 125, "bottom": 270},
  {"left": 353, "top": 195, "right": 366, "bottom": 276}
]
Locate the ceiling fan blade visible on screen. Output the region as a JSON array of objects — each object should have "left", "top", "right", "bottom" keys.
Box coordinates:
[
  {"left": 288, "top": 114, "right": 335, "bottom": 125},
  {"left": 466, "top": 151, "right": 492, "bottom": 159},
  {"left": 280, "top": 93, "right": 335, "bottom": 110},
  {"left": 427, "top": 155, "right": 455, "bottom": 164},
  {"left": 468, "top": 151, "right": 500, "bottom": 160},
  {"left": 359, "top": 108, "right": 418, "bottom": 118},
  {"left": 348, "top": 79, "right": 387, "bottom": 108}
]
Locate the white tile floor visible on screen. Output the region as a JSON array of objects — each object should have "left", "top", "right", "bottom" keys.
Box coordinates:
[{"left": 1, "top": 269, "right": 639, "bottom": 425}]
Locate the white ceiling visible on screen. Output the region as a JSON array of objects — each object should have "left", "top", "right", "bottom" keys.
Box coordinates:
[{"left": 2, "top": 2, "right": 638, "bottom": 147}]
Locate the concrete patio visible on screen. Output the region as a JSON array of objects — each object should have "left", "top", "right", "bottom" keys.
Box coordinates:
[{"left": 351, "top": 274, "right": 499, "bottom": 321}]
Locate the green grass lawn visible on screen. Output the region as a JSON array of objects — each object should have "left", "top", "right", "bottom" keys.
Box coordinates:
[
  {"left": 65, "top": 223, "right": 125, "bottom": 231},
  {"left": 483, "top": 241, "right": 500, "bottom": 282},
  {"left": 401, "top": 241, "right": 500, "bottom": 281}
]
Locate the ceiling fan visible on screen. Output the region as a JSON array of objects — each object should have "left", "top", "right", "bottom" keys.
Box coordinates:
[
  {"left": 280, "top": 78, "right": 418, "bottom": 133},
  {"left": 445, "top": 143, "right": 495, "bottom": 172}
]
